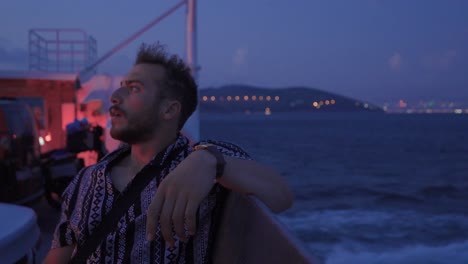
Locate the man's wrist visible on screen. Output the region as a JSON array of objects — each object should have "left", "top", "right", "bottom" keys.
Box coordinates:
[
  {"left": 191, "top": 147, "right": 217, "bottom": 165},
  {"left": 193, "top": 144, "right": 226, "bottom": 180}
]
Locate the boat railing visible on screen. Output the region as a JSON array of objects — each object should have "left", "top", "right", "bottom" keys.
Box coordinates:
[{"left": 213, "top": 192, "right": 320, "bottom": 264}]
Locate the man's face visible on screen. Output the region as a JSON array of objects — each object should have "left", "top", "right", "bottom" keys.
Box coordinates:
[{"left": 109, "top": 63, "right": 166, "bottom": 144}]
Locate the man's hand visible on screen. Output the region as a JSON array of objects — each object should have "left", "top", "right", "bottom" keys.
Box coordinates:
[
  {"left": 146, "top": 150, "right": 216, "bottom": 247},
  {"left": 43, "top": 246, "right": 75, "bottom": 264}
]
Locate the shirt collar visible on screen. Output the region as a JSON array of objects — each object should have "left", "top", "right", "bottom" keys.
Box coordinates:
[{"left": 102, "top": 133, "right": 190, "bottom": 168}]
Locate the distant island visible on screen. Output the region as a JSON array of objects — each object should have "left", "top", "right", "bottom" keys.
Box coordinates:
[{"left": 198, "top": 85, "right": 383, "bottom": 113}]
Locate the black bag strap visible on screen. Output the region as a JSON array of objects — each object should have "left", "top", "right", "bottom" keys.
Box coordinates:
[{"left": 69, "top": 144, "right": 187, "bottom": 264}]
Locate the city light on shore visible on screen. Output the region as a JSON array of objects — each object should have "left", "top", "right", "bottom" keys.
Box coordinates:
[
  {"left": 383, "top": 100, "right": 468, "bottom": 114},
  {"left": 199, "top": 93, "right": 468, "bottom": 115}
]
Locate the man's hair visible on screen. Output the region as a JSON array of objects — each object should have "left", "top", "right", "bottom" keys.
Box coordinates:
[{"left": 135, "top": 43, "right": 198, "bottom": 130}]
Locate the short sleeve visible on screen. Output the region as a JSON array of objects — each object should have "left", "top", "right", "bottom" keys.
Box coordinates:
[
  {"left": 50, "top": 167, "right": 87, "bottom": 249},
  {"left": 196, "top": 140, "right": 252, "bottom": 160}
]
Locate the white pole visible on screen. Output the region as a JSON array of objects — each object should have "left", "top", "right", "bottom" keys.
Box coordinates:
[
  {"left": 186, "top": 0, "right": 197, "bottom": 80},
  {"left": 185, "top": 0, "right": 200, "bottom": 141}
]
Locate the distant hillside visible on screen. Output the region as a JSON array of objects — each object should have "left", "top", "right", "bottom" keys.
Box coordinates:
[{"left": 198, "top": 84, "right": 383, "bottom": 113}]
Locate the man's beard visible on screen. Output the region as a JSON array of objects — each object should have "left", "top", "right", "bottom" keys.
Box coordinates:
[{"left": 110, "top": 113, "right": 159, "bottom": 144}]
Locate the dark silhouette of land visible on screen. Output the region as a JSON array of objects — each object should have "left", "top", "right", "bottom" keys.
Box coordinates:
[{"left": 199, "top": 85, "right": 383, "bottom": 113}]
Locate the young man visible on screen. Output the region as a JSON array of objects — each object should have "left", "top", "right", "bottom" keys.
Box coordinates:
[{"left": 44, "top": 43, "right": 293, "bottom": 263}]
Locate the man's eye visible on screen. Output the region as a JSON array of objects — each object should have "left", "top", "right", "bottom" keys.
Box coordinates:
[{"left": 129, "top": 86, "right": 139, "bottom": 92}]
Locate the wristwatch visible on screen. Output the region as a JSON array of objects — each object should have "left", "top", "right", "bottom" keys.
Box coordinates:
[{"left": 194, "top": 144, "right": 226, "bottom": 180}]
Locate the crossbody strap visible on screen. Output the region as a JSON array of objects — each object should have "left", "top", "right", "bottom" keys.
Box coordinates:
[{"left": 69, "top": 144, "right": 187, "bottom": 264}]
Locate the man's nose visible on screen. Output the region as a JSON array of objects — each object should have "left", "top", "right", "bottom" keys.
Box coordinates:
[{"left": 110, "top": 86, "right": 127, "bottom": 105}]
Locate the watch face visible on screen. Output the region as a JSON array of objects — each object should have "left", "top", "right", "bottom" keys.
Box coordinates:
[{"left": 194, "top": 144, "right": 212, "bottom": 151}]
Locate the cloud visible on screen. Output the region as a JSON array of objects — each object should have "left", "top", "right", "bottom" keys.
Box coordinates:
[
  {"left": 230, "top": 47, "right": 249, "bottom": 80},
  {"left": 388, "top": 52, "right": 402, "bottom": 71},
  {"left": 422, "top": 50, "right": 458, "bottom": 70},
  {"left": 233, "top": 48, "right": 248, "bottom": 66}
]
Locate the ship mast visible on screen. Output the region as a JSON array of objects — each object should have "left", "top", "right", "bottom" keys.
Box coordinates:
[
  {"left": 76, "top": 0, "right": 192, "bottom": 84},
  {"left": 185, "top": 0, "right": 200, "bottom": 140}
]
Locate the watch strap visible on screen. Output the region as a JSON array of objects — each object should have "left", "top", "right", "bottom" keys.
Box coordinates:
[{"left": 194, "top": 144, "right": 226, "bottom": 180}]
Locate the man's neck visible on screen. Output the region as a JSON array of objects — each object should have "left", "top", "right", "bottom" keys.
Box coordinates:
[{"left": 129, "top": 132, "right": 178, "bottom": 171}]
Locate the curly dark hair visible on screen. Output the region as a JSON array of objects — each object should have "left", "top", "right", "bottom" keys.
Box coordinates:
[{"left": 135, "top": 43, "right": 198, "bottom": 130}]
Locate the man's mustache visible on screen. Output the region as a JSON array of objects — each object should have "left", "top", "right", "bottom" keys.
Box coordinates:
[{"left": 109, "top": 105, "right": 126, "bottom": 116}]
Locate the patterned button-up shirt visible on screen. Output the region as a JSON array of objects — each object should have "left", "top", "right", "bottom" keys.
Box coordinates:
[{"left": 52, "top": 134, "right": 250, "bottom": 263}]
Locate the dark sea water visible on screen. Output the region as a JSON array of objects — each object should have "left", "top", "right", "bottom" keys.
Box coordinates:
[{"left": 200, "top": 112, "right": 468, "bottom": 264}]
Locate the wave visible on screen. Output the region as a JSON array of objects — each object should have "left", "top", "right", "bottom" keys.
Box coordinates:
[
  {"left": 279, "top": 209, "right": 468, "bottom": 261},
  {"left": 289, "top": 183, "right": 468, "bottom": 215},
  {"left": 375, "top": 192, "right": 424, "bottom": 205},
  {"left": 419, "top": 185, "right": 464, "bottom": 198},
  {"left": 281, "top": 209, "right": 468, "bottom": 237},
  {"left": 325, "top": 240, "right": 468, "bottom": 264}
]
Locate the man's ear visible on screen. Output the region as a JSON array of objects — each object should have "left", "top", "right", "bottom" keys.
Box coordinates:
[{"left": 161, "top": 100, "right": 181, "bottom": 121}]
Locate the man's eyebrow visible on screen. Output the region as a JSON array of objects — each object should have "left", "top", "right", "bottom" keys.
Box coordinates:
[{"left": 121, "top": 80, "right": 144, "bottom": 86}]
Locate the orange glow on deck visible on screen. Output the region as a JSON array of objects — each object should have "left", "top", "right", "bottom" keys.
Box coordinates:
[
  {"left": 202, "top": 96, "right": 208, "bottom": 101},
  {"left": 61, "top": 103, "right": 76, "bottom": 131},
  {"left": 45, "top": 133, "right": 52, "bottom": 142}
]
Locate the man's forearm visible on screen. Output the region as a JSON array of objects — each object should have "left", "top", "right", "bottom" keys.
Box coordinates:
[
  {"left": 221, "top": 156, "right": 293, "bottom": 213},
  {"left": 192, "top": 151, "right": 294, "bottom": 213}
]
